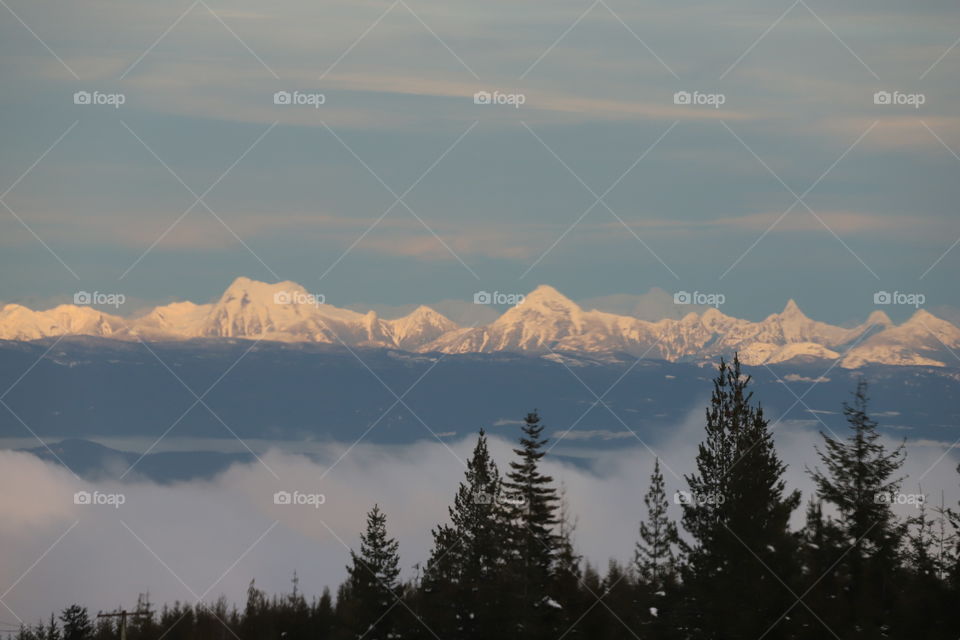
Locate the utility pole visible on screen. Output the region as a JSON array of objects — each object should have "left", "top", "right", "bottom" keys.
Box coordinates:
[{"left": 97, "top": 610, "right": 149, "bottom": 640}]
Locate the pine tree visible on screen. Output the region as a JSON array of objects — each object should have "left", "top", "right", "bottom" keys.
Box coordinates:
[
  {"left": 59, "top": 606, "right": 92, "bottom": 640},
  {"left": 808, "top": 379, "right": 905, "bottom": 638},
  {"left": 44, "top": 614, "right": 61, "bottom": 640},
  {"left": 680, "top": 355, "right": 801, "bottom": 640},
  {"left": 345, "top": 505, "right": 403, "bottom": 640},
  {"left": 502, "top": 411, "right": 561, "bottom": 638},
  {"left": 810, "top": 380, "right": 905, "bottom": 558},
  {"left": 552, "top": 486, "right": 585, "bottom": 638},
  {"left": 422, "top": 429, "right": 509, "bottom": 639},
  {"left": 635, "top": 458, "right": 681, "bottom": 589},
  {"left": 897, "top": 493, "right": 952, "bottom": 638},
  {"left": 633, "top": 457, "right": 682, "bottom": 640}
]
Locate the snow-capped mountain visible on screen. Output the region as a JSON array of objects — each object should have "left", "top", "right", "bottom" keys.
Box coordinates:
[
  {"left": 1, "top": 278, "right": 957, "bottom": 369},
  {"left": 0, "top": 303, "right": 124, "bottom": 341}
]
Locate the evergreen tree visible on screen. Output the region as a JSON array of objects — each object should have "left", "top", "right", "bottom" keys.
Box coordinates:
[
  {"left": 15, "top": 624, "right": 38, "bottom": 640},
  {"left": 552, "top": 486, "right": 586, "bottom": 639},
  {"left": 810, "top": 380, "right": 905, "bottom": 558},
  {"left": 633, "top": 457, "right": 682, "bottom": 640},
  {"left": 44, "top": 614, "right": 60, "bottom": 640},
  {"left": 345, "top": 505, "right": 402, "bottom": 640},
  {"left": 808, "top": 379, "right": 905, "bottom": 638},
  {"left": 422, "top": 429, "right": 509, "bottom": 639},
  {"left": 897, "top": 493, "right": 952, "bottom": 638},
  {"left": 635, "top": 458, "right": 681, "bottom": 589},
  {"left": 680, "top": 355, "right": 801, "bottom": 640},
  {"left": 59, "top": 606, "right": 92, "bottom": 640},
  {"left": 502, "top": 411, "right": 561, "bottom": 638}
]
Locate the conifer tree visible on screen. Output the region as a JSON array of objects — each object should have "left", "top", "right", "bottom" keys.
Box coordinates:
[
  {"left": 422, "top": 429, "right": 509, "bottom": 639},
  {"left": 808, "top": 379, "right": 905, "bottom": 638},
  {"left": 59, "top": 606, "right": 92, "bottom": 640},
  {"left": 680, "top": 355, "right": 801, "bottom": 640},
  {"left": 45, "top": 614, "right": 61, "bottom": 640},
  {"left": 552, "top": 487, "right": 586, "bottom": 638},
  {"left": 810, "top": 380, "right": 905, "bottom": 559},
  {"left": 502, "top": 411, "right": 561, "bottom": 637},
  {"left": 345, "top": 505, "right": 403, "bottom": 640},
  {"left": 635, "top": 458, "right": 681, "bottom": 589}
]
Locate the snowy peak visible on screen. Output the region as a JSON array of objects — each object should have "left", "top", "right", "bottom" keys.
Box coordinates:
[
  {"left": 781, "top": 299, "right": 805, "bottom": 318},
  {"left": 0, "top": 303, "right": 124, "bottom": 340},
  {"left": 864, "top": 310, "right": 893, "bottom": 329},
  {"left": 902, "top": 308, "right": 947, "bottom": 329},
  {"left": 386, "top": 306, "right": 458, "bottom": 350},
  {"left": 522, "top": 284, "right": 579, "bottom": 309},
  {"left": 3, "top": 280, "right": 959, "bottom": 369}
]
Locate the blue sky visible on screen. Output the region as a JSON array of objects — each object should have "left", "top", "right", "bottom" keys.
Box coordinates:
[{"left": 1, "top": 0, "right": 959, "bottom": 324}]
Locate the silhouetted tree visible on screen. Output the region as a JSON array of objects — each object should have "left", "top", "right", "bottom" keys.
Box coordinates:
[
  {"left": 808, "top": 379, "right": 905, "bottom": 638},
  {"left": 59, "top": 606, "right": 91, "bottom": 640},
  {"left": 344, "top": 505, "right": 402, "bottom": 640},
  {"left": 681, "top": 355, "right": 801, "bottom": 640},
  {"left": 422, "top": 429, "right": 510, "bottom": 639},
  {"left": 502, "top": 411, "right": 562, "bottom": 638}
]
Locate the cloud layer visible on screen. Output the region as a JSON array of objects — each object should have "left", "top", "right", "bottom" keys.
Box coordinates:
[{"left": 2, "top": 415, "right": 957, "bottom": 624}]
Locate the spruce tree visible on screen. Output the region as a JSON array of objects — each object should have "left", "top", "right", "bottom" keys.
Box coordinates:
[
  {"left": 552, "top": 487, "right": 586, "bottom": 638},
  {"left": 45, "top": 614, "right": 61, "bottom": 640},
  {"left": 345, "top": 504, "right": 403, "bottom": 640},
  {"left": 422, "top": 429, "right": 509, "bottom": 639},
  {"left": 810, "top": 380, "right": 905, "bottom": 558},
  {"left": 680, "top": 355, "right": 801, "bottom": 640},
  {"left": 634, "top": 457, "right": 682, "bottom": 640},
  {"left": 502, "top": 411, "right": 561, "bottom": 638},
  {"left": 59, "top": 606, "right": 92, "bottom": 640},
  {"left": 808, "top": 379, "right": 905, "bottom": 638},
  {"left": 635, "top": 458, "right": 681, "bottom": 589}
]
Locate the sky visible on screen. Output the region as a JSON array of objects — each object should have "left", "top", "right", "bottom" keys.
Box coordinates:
[{"left": 1, "top": 0, "right": 959, "bottom": 325}]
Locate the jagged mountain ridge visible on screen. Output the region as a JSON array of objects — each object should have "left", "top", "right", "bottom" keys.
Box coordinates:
[{"left": 1, "top": 277, "right": 957, "bottom": 369}]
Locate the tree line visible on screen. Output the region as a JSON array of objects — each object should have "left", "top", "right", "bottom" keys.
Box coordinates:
[{"left": 13, "top": 356, "right": 960, "bottom": 639}]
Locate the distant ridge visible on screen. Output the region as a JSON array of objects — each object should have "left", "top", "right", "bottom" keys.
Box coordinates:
[{"left": 1, "top": 278, "right": 957, "bottom": 369}]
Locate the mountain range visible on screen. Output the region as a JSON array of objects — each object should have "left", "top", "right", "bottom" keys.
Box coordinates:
[{"left": 2, "top": 277, "right": 958, "bottom": 369}]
